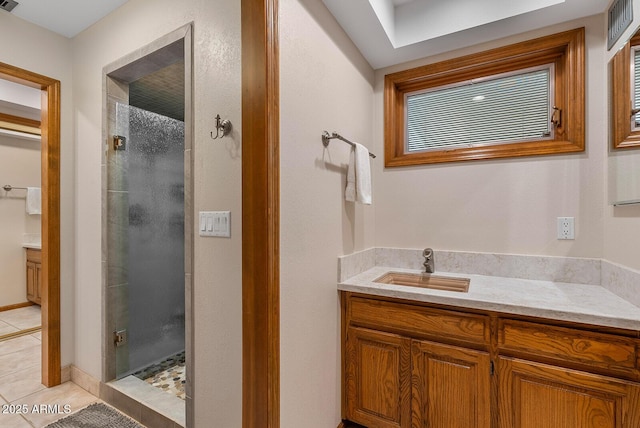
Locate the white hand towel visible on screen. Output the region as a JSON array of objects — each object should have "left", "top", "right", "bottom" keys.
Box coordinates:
[
  {"left": 26, "top": 187, "right": 41, "bottom": 215},
  {"left": 345, "top": 150, "right": 357, "bottom": 202},
  {"left": 345, "top": 142, "right": 372, "bottom": 205}
]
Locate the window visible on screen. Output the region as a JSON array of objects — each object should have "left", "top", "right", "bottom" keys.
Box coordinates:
[
  {"left": 384, "top": 28, "right": 585, "bottom": 166},
  {"left": 611, "top": 30, "right": 640, "bottom": 149},
  {"left": 633, "top": 46, "right": 640, "bottom": 129},
  {"left": 406, "top": 65, "right": 554, "bottom": 152}
]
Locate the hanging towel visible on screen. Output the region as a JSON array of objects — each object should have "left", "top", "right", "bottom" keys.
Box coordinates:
[
  {"left": 26, "top": 187, "right": 41, "bottom": 215},
  {"left": 345, "top": 142, "right": 372, "bottom": 205},
  {"left": 345, "top": 150, "right": 357, "bottom": 202}
]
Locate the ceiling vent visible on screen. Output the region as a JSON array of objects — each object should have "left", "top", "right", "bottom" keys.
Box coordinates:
[
  {"left": 0, "top": 0, "right": 18, "bottom": 12},
  {"left": 608, "top": 0, "right": 633, "bottom": 50}
]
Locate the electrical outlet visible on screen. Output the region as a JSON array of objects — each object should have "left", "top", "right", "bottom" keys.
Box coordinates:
[{"left": 557, "top": 217, "right": 575, "bottom": 240}]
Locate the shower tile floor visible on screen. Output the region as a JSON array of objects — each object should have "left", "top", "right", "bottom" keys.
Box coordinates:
[{"left": 133, "top": 351, "right": 186, "bottom": 400}]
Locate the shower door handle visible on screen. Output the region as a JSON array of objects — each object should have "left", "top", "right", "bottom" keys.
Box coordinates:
[
  {"left": 113, "top": 135, "right": 127, "bottom": 151},
  {"left": 113, "top": 330, "right": 128, "bottom": 347}
]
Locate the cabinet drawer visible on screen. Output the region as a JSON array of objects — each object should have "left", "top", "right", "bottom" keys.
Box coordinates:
[
  {"left": 348, "top": 296, "right": 489, "bottom": 345},
  {"left": 499, "top": 319, "right": 639, "bottom": 377},
  {"left": 26, "top": 248, "right": 41, "bottom": 263}
]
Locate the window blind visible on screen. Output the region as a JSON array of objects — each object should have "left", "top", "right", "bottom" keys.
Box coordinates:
[
  {"left": 406, "top": 66, "right": 552, "bottom": 152},
  {"left": 634, "top": 49, "right": 640, "bottom": 127}
]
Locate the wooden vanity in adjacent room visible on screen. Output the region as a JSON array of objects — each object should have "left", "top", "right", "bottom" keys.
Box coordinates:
[
  {"left": 339, "top": 284, "right": 640, "bottom": 427},
  {"left": 25, "top": 247, "right": 42, "bottom": 305}
]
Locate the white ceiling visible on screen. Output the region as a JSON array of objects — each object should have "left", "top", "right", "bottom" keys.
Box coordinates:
[
  {"left": 3, "top": 0, "right": 612, "bottom": 68},
  {"left": 0, "top": 0, "right": 130, "bottom": 120},
  {"left": 6, "top": 0, "right": 130, "bottom": 38},
  {"left": 0, "top": 78, "right": 41, "bottom": 120},
  {"left": 322, "top": 0, "right": 612, "bottom": 69},
  {"left": 0, "top": 79, "right": 40, "bottom": 110}
]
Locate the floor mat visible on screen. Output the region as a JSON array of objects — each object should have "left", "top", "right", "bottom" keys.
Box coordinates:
[{"left": 45, "top": 402, "right": 144, "bottom": 428}]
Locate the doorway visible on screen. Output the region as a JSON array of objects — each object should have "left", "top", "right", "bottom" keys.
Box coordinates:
[
  {"left": 0, "top": 62, "right": 61, "bottom": 388},
  {"left": 102, "top": 26, "right": 192, "bottom": 426}
]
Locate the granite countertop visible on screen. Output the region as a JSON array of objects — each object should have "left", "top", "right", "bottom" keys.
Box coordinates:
[
  {"left": 22, "top": 243, "right": 42, "bottom": 250},
  {"left": 338, "top": 266, "right": 640, "bottom": 331}
]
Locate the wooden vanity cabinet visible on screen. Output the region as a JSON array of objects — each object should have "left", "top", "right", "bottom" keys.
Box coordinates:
[
  {"left": 26, "top": 248, "right": 42, "bottom": 305},
  {"left": 342, "top": 293, "right": 491, "bottom": 428},
  {"left": 498, "top": 357, "right": 640, "bottom": 428},
  {"left": 341, "top": 292, "right": 640, "bottom": 428},
  {"left": 497, "top": 318, "right": 640, "bottom": 428},
  {"left": 344, "top": 326, "right": 411, "bottom": 427},
  {"left": 411, "top": 339, "right": 491, "bottom": 428}
]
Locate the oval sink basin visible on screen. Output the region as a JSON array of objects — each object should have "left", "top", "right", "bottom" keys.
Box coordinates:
[{"left": 374, "top": 272, "right": 469, "bottom": 293}]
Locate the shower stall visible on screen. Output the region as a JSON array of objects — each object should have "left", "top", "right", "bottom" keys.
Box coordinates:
[
  {"left": 113, "top": 103, "right": 185, "bottom": 378},
  {"left": 103, "top": 29, "right": 191, "bottom": 427}
]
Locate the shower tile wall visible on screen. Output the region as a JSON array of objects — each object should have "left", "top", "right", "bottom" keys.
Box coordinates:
[{"left": 105, "top": 77, "right": 131, "bottom": 380}]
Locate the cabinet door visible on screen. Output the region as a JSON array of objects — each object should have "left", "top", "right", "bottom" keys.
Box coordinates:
[
  {"left": 34, "top": 261, "right": 42, "bottom": 304},
  {"left": 498, "top": 356, "right": 640, "bottom": 428},
  {"left": 26, "top": 261, "right": 36, "bottom": 302},
  {"left": 411, "top": 340, "right": 491, "bottom": 428},
  {"left": 345, "top": 326, "right": 411, "bottom": 428}
]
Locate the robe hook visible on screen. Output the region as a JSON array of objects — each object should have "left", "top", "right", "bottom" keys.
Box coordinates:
[{"left": 211, "top": 114, "right": 232, "bottom": 139}]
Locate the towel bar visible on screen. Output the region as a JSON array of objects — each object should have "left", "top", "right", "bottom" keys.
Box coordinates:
[
  {"left": 2, "top": 185, "right": 27, "bottom": 192},
  {"left": 321, "top": 131, "right": 376, "bottom": 158}
]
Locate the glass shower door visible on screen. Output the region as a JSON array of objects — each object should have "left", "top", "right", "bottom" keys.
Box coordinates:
[{"left": 114, "top": 102, "right": 185, "bottom": 378}]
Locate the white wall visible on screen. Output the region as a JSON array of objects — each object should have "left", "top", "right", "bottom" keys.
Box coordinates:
[
  {"left": 64, "top": 2, "right": 640, "bottom": 426},
  {"left": 278, "top": 5, "right": 623, "bottom": 424},
  {"left": 279, "top": 0, "right": 375, "bottom": 425},
  {"left": 0, "top": 13, "right": 74, "bottom": 365},
  {"left": 603, "top": 0, "right": 640, "bottom": 271},
  {"left": 0, "top": 135, "right": 40, "bottom": 306},
  {"left": 72, "top": 0, "right": 242, "bottom": 425},
  {"left": 373, "top": 15, "right": 607, "bottom": 259}
]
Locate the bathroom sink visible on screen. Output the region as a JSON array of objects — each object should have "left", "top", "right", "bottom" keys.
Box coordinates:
[{"left": 374, "top": 272, "right": 470, "bottom": 293}]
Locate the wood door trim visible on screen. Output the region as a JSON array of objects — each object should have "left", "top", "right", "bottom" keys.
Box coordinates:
[
  {"left": 0, "top": 112, "right": 41, "bottom": 135},
  {"left": 0, "top": 302, "right": 35, "bottom": 312},
  {"left": 0, "top": 62, "right": 61, "bottom": 387},
  {"left": 241, "top": 0, "right": 280, "bottom": 426}
]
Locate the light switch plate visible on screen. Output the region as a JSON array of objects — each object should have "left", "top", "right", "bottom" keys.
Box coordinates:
[{"left": 199, "top": 211, "right": 231, "bottom": 237}]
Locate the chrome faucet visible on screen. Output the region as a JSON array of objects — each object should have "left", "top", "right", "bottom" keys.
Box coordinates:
[{"left": 423, "top": 248, "right": 434, "bottom": 273}]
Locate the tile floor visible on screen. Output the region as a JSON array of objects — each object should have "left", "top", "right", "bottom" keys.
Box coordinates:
[
  {"left": 0, "top": 307, "right": 186, "bottom": 427},
  {"left": 0, "top": 306, "right": 41, "bottom": 334},
  {"left": 133, "top": 352, "right": 186, "bottom": 400},
  {"left": 0, "top": 306, "right": 107, "bottom": 428}
]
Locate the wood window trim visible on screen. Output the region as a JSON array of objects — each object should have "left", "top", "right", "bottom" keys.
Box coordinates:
[
  {"left": 384, "top": 28, "right": 585, "bottom": 167},
  {"left": 611, "top": 32, "right": 640, "bottom": 149}
]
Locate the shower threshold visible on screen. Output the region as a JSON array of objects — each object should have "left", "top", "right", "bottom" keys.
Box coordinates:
[{"left": 106, "top": 374, "right": 186, "bottom": 427}]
